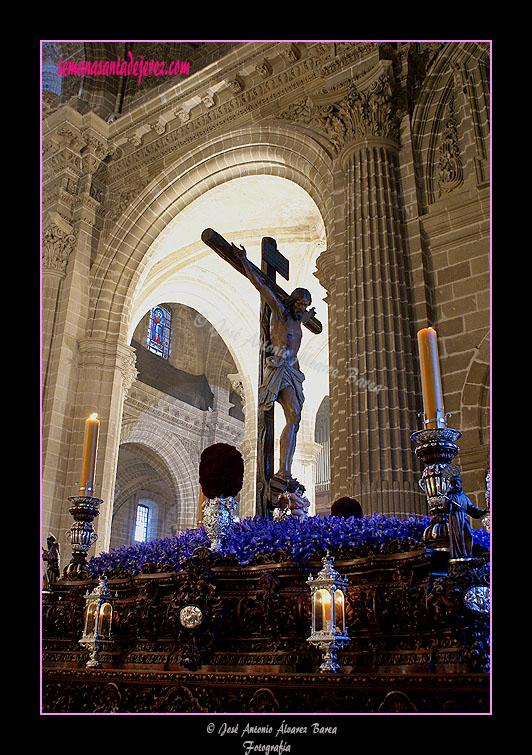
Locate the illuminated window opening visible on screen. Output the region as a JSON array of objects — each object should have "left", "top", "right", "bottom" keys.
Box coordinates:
[
  {"left": 134, "top": 503, "right": 150, "bottom": 542},
  {"left": 147, "top": 305, "right": 171, "bottom": 359}
]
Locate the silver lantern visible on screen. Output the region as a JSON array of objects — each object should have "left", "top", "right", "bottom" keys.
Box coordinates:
[
  {"left": 307, "top": 552, "right": 350, "bottom": 673},
  {"left": 79, "top": 576, "right": 114, "bottom": 668}
]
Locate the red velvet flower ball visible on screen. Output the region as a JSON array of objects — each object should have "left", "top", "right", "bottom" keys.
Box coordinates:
[
  {"left": 199, "top": 443, "right": 244, "bottom": 499},
  {"left": 331, "top": 496, "right": 363, "bottom": 519}
]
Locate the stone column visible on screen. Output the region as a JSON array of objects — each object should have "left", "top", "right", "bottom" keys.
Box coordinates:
[
  {"left": 42, "top": 106, "right": 124, "bottom": 553},
  {"left": 317, "top": 64, "right": 425, "bottom": 516},
  {"left": 70, "top": 337, "right": 138, "bottom": 553},
  {"left": 42, "top": 107, "right": 91, "bottom": 544},
  {"left": 292, "top": 437, "right": 323, "bottom": 516},
  {"left": 41, "top": 213, "right": 76, "bottom": 391},
  {"left": 228, "top": 375, "right": 256, "bottom": 520}
]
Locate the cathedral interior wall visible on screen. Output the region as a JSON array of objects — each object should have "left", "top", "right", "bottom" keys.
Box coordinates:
[{"left": 41, "top": 41, "right": 490, "bottom": 557}]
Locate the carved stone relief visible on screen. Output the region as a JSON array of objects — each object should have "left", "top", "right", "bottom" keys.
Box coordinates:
[
  {"left": 438, "top": 100, "right": 464, "bottom": 196},
  {"left": 277, "top": 69, "right": 404, "bottom": 154},
  {"left": 42, "top": 222, "right": 76, "bottom": 274}
]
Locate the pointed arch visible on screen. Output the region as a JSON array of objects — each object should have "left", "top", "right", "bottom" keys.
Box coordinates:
[
  {"left": 460, "top": 331, "right": 490, "bottom": 446},
  {"left": 88, "top": 125, "right": 334, "bottom": 346},
  {"left": 411, "top": 41, "right": 490, "bottom": 209},
  {"left": 118, "top": 425, "right": 199, "bottom": 531}
]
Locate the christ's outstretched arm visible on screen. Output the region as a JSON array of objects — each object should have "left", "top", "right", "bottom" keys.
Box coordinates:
[{"left": 232, "top": 243, "right": 283, "bottom": 315}]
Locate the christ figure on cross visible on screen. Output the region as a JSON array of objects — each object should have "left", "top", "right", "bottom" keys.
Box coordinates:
[{"left": 233, "top": 243, "right": 316, "bottom": 483}]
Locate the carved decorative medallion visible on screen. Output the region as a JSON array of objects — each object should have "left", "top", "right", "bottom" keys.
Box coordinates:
[
  {"left": 463, "top": 586, "right": 490, "bottom": 615},
  {"left": 179, "top": 605, "right": 204, "bottom": 628}
]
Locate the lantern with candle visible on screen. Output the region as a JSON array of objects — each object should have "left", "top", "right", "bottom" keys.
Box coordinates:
[
  {"left": 79, "top": 576, "right": 114, "bottom": 668},
  {"left": 306, "top": 552, "right": 350, "bottom": 673}
]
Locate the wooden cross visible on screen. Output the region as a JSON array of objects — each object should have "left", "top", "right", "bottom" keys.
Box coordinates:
[
  {"left": 257, "top": 236, "right": 290, "bottom": 517},
  {"left": 200, "top": 229, "right": 321, "bottom": 336},
  {"left": 201, "top": 228, "right": 322, "bottom": 516}
]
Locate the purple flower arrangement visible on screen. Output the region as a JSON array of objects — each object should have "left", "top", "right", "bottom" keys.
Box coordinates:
[{"left": 87, "top": 513, "right": 490, "bottom": 578}]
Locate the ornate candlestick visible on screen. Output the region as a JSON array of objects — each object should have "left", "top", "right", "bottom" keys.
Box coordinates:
[
  {"left": 63, "top": 411, "right": 102, "bottom": 579},
  {"left": 413, "top": 326, "right": 462, "bottom": 551},
  {"left": 199, "top": 443, "right": 244, "bottom": 553},
  {"left": 63, "top": 494, "right": 102, "bottom": 579},
  {"left": 410, "top": 426, "right": 461, "bottom": 551},
  {"left": 202, "top": 495, "right": 238, "bottom": 552}
]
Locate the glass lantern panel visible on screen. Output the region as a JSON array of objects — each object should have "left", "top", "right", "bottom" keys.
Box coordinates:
[
  {"left": 85, "top": 601, "right": 98, "bottom": 636},
  {"left": 99, "top": 603, "right": 113, "bottom": 638},
  {"left": 317, "top": 588, "right": 331, "bottom": 631},
  {"left": 314, "top": 590, "right": 323, "bottom": 632},
  {"left": 334, "top": 591, "right": 345, "bottom": 633}
]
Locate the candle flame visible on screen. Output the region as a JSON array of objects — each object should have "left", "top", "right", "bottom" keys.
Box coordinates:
[{"left": 89, "top": 413, "right": 98, "bottom": 420}]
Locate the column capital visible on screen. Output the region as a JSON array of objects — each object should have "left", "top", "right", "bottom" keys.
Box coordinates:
[
  {"left": 78, "top": 337, "right": 138, "bottom": 396},
  {"left": 314, "top": 248, "right": 336, "bottom": 299},
  {"left": 42, "top": 212, "right": 76, "bottom": 276},
  {"left": 293, "top": 438, "right": 323, "bottom": 463},
  {"left": 278, "top": 59, "right": 404, "bottom": 157}
]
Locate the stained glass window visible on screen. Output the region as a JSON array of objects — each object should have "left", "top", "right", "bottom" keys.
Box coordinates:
[
  {"left": 134, "top": 503, "right": 150, "bottom": 542},
  {"left": 147, "top": 305, "right": 171, "bottom": 359}
]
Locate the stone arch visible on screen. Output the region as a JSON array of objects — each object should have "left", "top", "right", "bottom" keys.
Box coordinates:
[
  {"left": 117, "top": 424, "right": 199, "bottom": 532},
  {"left": 114, "top": 442, "right": 175, "bottom": 506},
  {"left": 111, "top": 441, "right": 177, "bottom": 548},
  {"left": 460, "top": 331, "right": 490, "bottom": 446},
  {"left": 411, "top": 41, "right": 490, "bottom": 209},
  {"left": 86, "top": 126, "right": 333, "bottom": 528},
  {"left": 88, "top": 124, "right": 335, "bottom": 345}
]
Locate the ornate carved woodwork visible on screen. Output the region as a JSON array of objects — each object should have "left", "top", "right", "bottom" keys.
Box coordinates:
[
  {"left": 42, "top": 666, "right": 489, "bottom": 714},
  {"left": 42, "top": 545, "right": 490, "bottom": 712}
]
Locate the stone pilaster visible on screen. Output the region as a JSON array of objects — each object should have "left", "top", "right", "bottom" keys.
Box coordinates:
[
  {"left": 41, "top": 212, "right": 76, "bottom": 389},
  {"left": 239, "top": 436, "right": 258, "bottom": 520}
]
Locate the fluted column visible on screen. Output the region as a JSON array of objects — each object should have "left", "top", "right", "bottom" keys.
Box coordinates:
[
  {"left": 339, "top": 137, "right": 422, "bottom": 515},
  {"left": 315, "top": 63, "right": 425, "bottom": 516}
]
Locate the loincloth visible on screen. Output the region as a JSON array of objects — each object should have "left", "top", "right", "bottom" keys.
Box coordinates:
[{"left": 258, "top": 356, "right": 305, "bottom": 413}]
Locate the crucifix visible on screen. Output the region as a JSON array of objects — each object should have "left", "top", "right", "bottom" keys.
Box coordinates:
[{"left": 201, "top": 228, "right": 322, "bottom": 517}]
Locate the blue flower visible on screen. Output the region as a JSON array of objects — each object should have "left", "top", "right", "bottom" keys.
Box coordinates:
[{"left": 87, "top": 512, "right": 489, "bottom": 578}]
